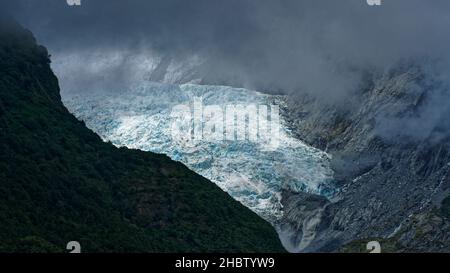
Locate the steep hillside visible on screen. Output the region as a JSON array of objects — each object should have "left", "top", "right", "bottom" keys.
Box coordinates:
[
  {"left": 0, "top": 18, "right": 285, "bottom": 253},
  {"left": 280, "top": 67, "right": 450, "bottom": 252}
]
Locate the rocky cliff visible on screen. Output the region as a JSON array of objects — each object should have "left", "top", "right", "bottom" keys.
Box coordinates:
[{"left": 280, "top": 67, "right": 450, "bottom": 252}]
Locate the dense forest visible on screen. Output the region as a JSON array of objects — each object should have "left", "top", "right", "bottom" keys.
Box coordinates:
[{"left": 0, "top": 18, "right": 285, "bottom": 253}]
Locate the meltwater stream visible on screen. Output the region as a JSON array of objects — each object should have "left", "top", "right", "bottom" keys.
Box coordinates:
[{"left": 63, "top": 82, "right": 335, "bottom": 223}]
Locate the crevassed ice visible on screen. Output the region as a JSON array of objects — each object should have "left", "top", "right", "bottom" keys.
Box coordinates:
[{"left": 63, "top": 82, "right": 335, "bottom": 222}]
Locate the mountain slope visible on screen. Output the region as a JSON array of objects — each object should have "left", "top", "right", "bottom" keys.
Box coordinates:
[
  {"left": 280, "top": 67, "right": 450, "bottom": 252},
  {"left": 0, "top": 18, "right": 285, "bottom": 253},
  {"left": 62, "top": 82, "right": 335, "bottom": 224}
]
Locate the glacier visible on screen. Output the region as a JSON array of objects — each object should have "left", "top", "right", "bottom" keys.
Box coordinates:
[{"left": 63, "top": 82, "right": 335, "bottom": 223}]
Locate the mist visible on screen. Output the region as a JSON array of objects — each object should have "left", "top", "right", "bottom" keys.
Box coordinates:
[{"left": 3, "top": 0, "right": 450, "bottom": 140}]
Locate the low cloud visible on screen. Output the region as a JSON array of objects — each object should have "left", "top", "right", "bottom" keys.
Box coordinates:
[{"left": 3, "top": 0, "right": 450, "bottom": 140}]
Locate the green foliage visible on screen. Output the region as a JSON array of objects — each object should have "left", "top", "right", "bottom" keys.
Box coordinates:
[{"left": 0, "top": 21, "right": 285, "bottom": 253}]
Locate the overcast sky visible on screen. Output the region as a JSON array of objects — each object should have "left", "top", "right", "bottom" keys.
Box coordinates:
[
  {"left": 2, "top": 0, "right": 449, "bottom": 95},
  {"left": 2, "top": 0, "right": 450, "bottom": 141},
  {"left": 2, "top": 1, "right": 450, "bottom": 103}
]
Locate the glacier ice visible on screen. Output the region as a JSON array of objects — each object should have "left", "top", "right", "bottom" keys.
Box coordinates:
[{"left": 63, "top": 82, "right": 335, "bottom": 223}]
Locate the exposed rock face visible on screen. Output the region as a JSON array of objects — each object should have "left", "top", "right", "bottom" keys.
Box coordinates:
[
  {"left": 279, "top": 68, "right": 450, "bottom": 252},
  {"left": 46, "top": 17, "right": 449, "bottom": 251},
  {"left": 276, "top": 191, "right": 334, "bottom": 252}
]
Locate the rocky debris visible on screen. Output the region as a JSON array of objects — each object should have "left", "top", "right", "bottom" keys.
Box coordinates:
[
  {"left": 276, "top": 191, "right": 333, "bottom": 252},
  {"left": 279, "top": 67, "right": 450, "bottom": 252}
]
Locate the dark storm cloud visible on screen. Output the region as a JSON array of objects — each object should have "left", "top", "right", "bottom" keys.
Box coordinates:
[
  {"left": 4, "top": 0, "right": 450, "bottom": 93},
  {"left": 4, "top": 0, "right": 261, "bottom": 53},
  {"left": 3, "top": 0, "right": 267, "bottom": 92},
  {"left": 3, "top": 0, "right": 450, "bottom": 140}
]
